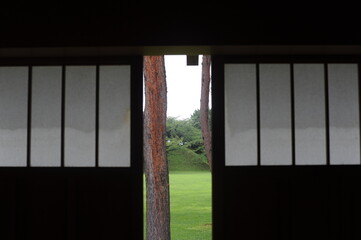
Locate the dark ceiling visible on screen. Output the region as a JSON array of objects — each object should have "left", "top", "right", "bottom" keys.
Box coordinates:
[{"left": 1, "top": 2, "right": 360, "bottom": 55}]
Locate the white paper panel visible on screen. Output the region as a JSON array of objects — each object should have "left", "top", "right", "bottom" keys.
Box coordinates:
[
  {"left": 294, "top": 64, "right": 326, "bottom": 165},
  {"left": 328, "top": 64, "right": 360, "bottom": 165},
  {"left": 260, "top": 64, "right": 292, "bottom": 165},
  {"left": 99, "top": 66, "right": 131, "bottom": 167},
  {"left": 65, "top": 66, "right": 96, "bottom": 167},
  {"left": 31, "top": 67, "right": 62, "bottom": 166},
  {"left": 0, "top": 67, "right": 28, "bottom": 166},
  {"left": 225, "top": 64, "right": 257, "bottom": 165}
]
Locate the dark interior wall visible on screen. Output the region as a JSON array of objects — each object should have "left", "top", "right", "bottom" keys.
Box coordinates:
[
  {"left": 1, "top": 1, "right": 361, "bottom": 48},
  {"left": 0, "top": 168, "right": 142, "bottom": 240},
  {"left": 211, "top": 55, "right": 361, "bottom": 239},
  {"left": 218, "top": 166, "right": 361, "bottom": 240},
  {"left": 0, "top": 56, "right": 143, "bottom": 240},
  {"left": 2, "top": 4, "right": 361, "bottom": 239}
]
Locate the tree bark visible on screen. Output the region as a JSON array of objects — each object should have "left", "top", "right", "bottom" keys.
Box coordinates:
[
  {"left": 144, "top": 56, "right": 171, "bottom": 240},
  {"left": 200, "top": 55, "right": 212, "bottom": 171}
]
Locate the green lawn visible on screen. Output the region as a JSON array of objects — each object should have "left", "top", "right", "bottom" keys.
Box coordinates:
[{"left": 144, "top": 171, "right": 212, "bottom": 240}]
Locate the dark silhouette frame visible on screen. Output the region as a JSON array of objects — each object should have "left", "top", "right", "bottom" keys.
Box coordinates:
[
  {"left": 0, "top": 56, "right": 143, "bottom": 239},
  {"left": 212, "top": 55, "right": 361, "bottom": 239}
]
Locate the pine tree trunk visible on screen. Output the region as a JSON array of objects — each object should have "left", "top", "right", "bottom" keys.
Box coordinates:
[
  {"left": 143, "top": 56, "right": 171, "bottom": 240},
  {"left": 200, "top": 55, "right": 212, "bottom": 171}
]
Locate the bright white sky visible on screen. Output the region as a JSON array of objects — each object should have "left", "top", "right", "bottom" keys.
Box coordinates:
[{"left": 165, "top": 55, "right": 209, "bottom": 119}]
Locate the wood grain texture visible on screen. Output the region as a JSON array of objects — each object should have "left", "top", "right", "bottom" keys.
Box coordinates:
[{"left": 144, "top": 56, "right": 171, "bottom": 240}]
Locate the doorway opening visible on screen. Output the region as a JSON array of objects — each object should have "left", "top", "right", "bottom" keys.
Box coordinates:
[{"left": 143, "top": 55, "right": 212, "bottom": 240}]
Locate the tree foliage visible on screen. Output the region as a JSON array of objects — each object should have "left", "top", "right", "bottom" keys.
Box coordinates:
[
  {"left": 166, "top": 110, "right": 211, "bottom": 169},
  {"left": 190, "top": 109, "right": 212, "bottom": 130},
  {"left": 166, "top": 116, "right": 204, "bottom": 155}
]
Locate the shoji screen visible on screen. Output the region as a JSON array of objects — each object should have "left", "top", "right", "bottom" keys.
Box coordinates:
[
  {"left": 0, "top": 65, "right": 131, "bottom": 168},
  {"left": 98, "top": 65, "right": 131, "bottom": 167},
  {"left": 0, "top": 67, "right": 28, "bottom": 166},
  {"left": 31, "top": 67, "right": 62, "bottom": 166},
  {"left": 224, "top": 63, "right": 360, "bottom": 166}
]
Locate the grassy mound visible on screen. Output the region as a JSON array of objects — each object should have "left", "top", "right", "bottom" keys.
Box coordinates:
[{"left": 167, "top": 147, "right": 210, "bottom": 171}]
